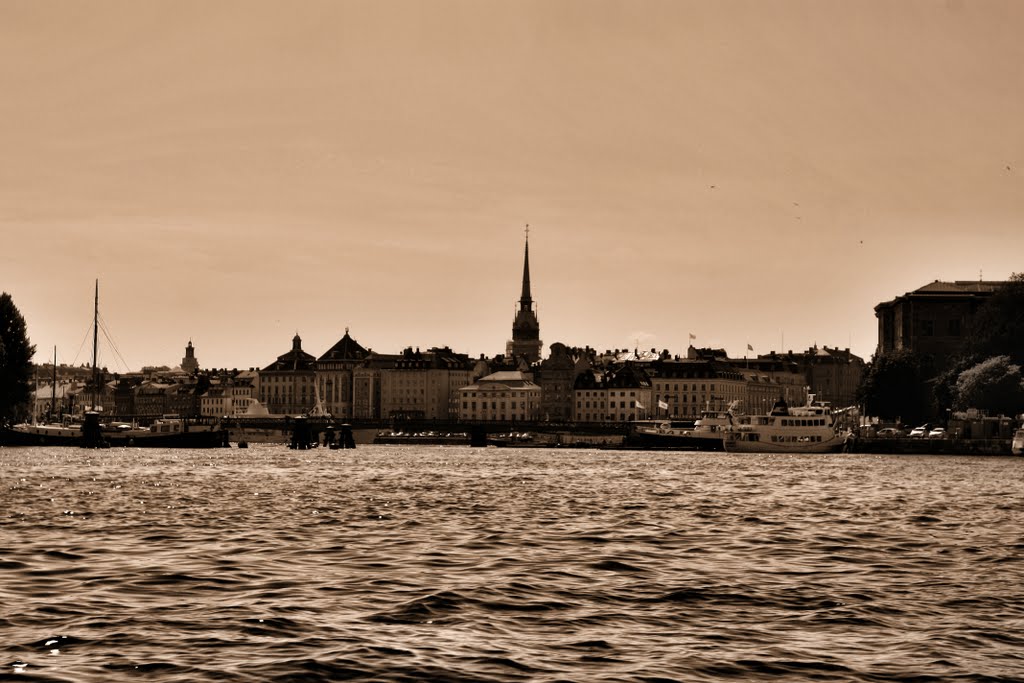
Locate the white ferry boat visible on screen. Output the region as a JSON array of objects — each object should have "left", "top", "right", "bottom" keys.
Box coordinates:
[
  {"left": 1012, "top": 428, "right": 1024, "bottom": 456},
  {"left": 629, "top": 409, "right": 732, "bottom": 451},
  {"left": 724, "top": 396, "right": 849, "bottom": 454}
]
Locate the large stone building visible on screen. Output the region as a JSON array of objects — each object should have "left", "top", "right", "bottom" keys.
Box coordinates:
[
  {"left": 572, "top": 363, "right": 654, "bottom": 423},
  {"left": 259, "top": 334, "right": 317, "bottom": 415},
  {"left": 506, "top": 233, "right": 543, "bottom": 364},
  {"left": 788, "top": 346, "right": 864, "bottom": 408},
  {"left": 616, "top": 347, "right": 808, "bottom": 419},
  {"left": 536, "top": 342, "right": 589, "bottom": 422},
  {"left": 457, "top": 370, "right": 542, "bottom": 422},
  {"left": 647, "top": 358, "right": 747, "bottom": 419},
  {"left": 376, "top": 347, "right": 476, "bottom": 420},
  {"left": 315, "top": 329, "right": 368, "bottom": 418},
  {"left": 874, "top": 280, "right": 1003, "bottom": 367}
]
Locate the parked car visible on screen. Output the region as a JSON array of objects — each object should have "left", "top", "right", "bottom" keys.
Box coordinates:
[
  {"left": 927, "top": 427, "right": 948, "bottom": 439},
  {"left": 908, "top": 426, "right": 929, "bottom": 438},
  {"left": 877, "top": 427, "right": 904, "bottom": 438}
]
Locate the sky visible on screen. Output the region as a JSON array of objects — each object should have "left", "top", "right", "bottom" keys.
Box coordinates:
[{"left": 2, "top": 0, "right": 1023, "bottom": 372}]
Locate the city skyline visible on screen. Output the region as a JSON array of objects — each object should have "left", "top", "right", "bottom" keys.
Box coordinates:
[{"left": 3, "top": 1, "right": 1023, "bottom": 371}]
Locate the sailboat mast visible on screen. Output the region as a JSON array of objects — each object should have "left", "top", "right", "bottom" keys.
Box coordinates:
[
  {"left": 51, "top": 346, "right": 57, "bottom": 419},
  {"left": 92, "top": 279, "right": 99, "bottom": 411}
]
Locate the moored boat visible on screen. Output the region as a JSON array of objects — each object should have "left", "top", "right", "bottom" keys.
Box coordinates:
[
  {"left": 1, "top": 414, "right": 226, "bottom": 449},
  {"left": 374, "top": 430, "right": 469, "bottom": 446},
  {"left": 1012, "top": 428, "right": 1024, "bottom": 456},
  {"left": 0, "top": 281, "right": 227, "bottom": 449},
  {"left": 724, "top": 396, "right": 850, "bottom": 454},
  {"left": 628, "top": 409, "right": 731, "bottom": 451}
]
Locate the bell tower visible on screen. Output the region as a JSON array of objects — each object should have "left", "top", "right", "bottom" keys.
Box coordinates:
[{"left": 181, "top": 340, "right": 199, "bottom": 374}]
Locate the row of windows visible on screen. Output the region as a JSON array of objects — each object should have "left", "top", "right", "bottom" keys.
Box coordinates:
[
  {"left": 464, "top": 391, "right": 536, "bottom": 398},
  {"left": 463, "top": 401, "right": 533, "bottom": 410},
  {"left": 576, "top": 413, "right": 639, "bottom": 422},
  {"left": 655, "top": 394, "right": 738, "bottom": 404},
  {"left": 577, "top": 400, "right": 640, "bottom": 409},
  {"left": 779, "top": 418, "right": 826, "bottom": 427},
  {"left": 771, "top": 435, "right": 825, "bottom": 443}
]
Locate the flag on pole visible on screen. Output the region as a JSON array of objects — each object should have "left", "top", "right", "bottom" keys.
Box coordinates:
[
  {"left": 635, "top": 400, "right": 645, "bottom": 410},
  {"left": 658, "top": 400, "right": 669, "bottom": 410},
  {"left": 689, "top": 333, "right": 696, "bottom": 341},
  {"left": 747, "top": 343, "right": 754, "bottom": 352}
]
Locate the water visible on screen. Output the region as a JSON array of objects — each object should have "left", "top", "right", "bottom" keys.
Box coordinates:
[{"left": 2, "top": 446, "right": 1023, "bottom": 682}]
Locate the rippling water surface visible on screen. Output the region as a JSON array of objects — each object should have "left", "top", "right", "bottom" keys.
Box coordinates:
[{"left": 2, "top": 445, "right": 1023, "bottom": 682}]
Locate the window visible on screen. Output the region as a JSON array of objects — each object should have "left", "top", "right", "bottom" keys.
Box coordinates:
[
  {"left": 948, "top": 319, "right": 961, "bottom": 336},
  {"left": 921, "top": 319, "right": 934, "bottom": 336}
]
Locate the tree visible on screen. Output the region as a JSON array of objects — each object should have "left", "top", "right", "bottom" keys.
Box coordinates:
[
  {"left": 954, "top": 355, "right": 1024, "bottom": 416},
  {"left": 935, "top": 273, "right": 1024, "bottom": 416},
  {"left": 857, "top": 349, "right": 936, "bottom": 425},
  {"left": 962, "top": 272, "right": 1024, "bottom": 366},
  {"left": 0, "top": 293, "right": 36, "bottom": 426}
]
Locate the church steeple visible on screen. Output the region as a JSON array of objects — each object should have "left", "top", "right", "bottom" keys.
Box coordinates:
[
  {"left": 520, "top": 228, "right": 533, "bottom": 307},
  {"left": 507, "top": 225, "right": 543, "bottom": 363}
]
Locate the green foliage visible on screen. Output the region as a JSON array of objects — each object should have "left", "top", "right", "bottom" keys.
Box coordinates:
[
  {"left": 933, "top": 355, "right": 978, "bottom": 417},
  {"left": 0, "top": 293, "right": 36, "bottom": 426},
  {"left": 935, "top": 273, "right": 1024, "bottom": 416},
  {"left": 857, "top": 349, "right": 935, "bottom": 424},
  {"left": 962, "top": 272, "right": 1024, "bottom": 366},
  {"left": 954, "top": 355, "right": 1024, "bottom": 416}
]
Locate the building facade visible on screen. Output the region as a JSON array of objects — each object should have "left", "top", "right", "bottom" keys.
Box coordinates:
[
  {"left": 572, "top": 363, "right": 654, "bottom": 423},
  {"left": 874, "top": 280, "right": 1003, "bottom": 366},
  {"left": 789, "top": 346, "right": 864, "bottom": 408},
  {"left": 315, "top": 329, "right": 368, "bottom": 418},
  {"left": 377, "top": 347, "right": 475, "bottom": 420},
  {"left": 458, "top": 371, "right": 542, "bottom": 422},
  {"left": 648, "top": 359, "right": 746, "bottom": 418},
  {"left": 259, "top": 334, "right": 317, "bottom": 415},
  {"left": 536, "top": 342, "right": 586, "bottom": 422}
]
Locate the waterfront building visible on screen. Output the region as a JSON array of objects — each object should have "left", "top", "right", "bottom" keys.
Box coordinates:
[
  {"left": 134, "top": 381, "right": 173, "bottom": 419},
  {"left": 875, "top": 280, "right": 1005, "bottom": 367},
  {"left": 200, "top": 385, "right": 231, "bottom": 418},
  {"left": 536, "top": 343, "right": 590, "bottom": 422},
  {"left": 230, "top": 370, "right": 259, "bottom": 415},
  {"left": 181, "top": 340, "right": 199, "bottom": 374},
  {"left": 647, "top": 358, "right": 746, "bottom": 418},
  {"left": 732, "top": 357, "right": 808, "bottom": 416},
  {"left": 315, "top": 329, "right": 368, "bottom": 418},
  {"left": 258, "top": 334, "right": 317, "bottom": 415},
  {"left": 457, "top": 371, "right": 541, "bottom": 422},
  {"left": 506, "top": 234, "right": 543, "bottom": 364},
  {"left": 572, "top": 363, "right": 654, "bottom": 423},
  {"left": 377, "top": 347, "right": 476, "bottom": 420},
  {"left": 787, "top": 346, "right": 864, "bottom": 408},
  {"left": 166, "top": 379, "right": 207, "bottom": 418},
  {"left": 114, "top": 377, "right": 142, "bottom": 416},
  {"left": 200, "top": 371, "right": 259, "bottom": 417},
  {"left": 352, "top": 353, "right": 397, "bottom": 420}
]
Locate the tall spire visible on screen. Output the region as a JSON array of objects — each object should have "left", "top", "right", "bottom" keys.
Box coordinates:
[
  {"left": 508, "top": 224, "right": 542, "bottom": 363},
  {"left": 520, "top": 224, "right": 532, "bottom": 306}
]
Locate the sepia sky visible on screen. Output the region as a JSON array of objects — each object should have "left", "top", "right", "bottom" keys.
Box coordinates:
[{"left": 2, "top": 0, "right": 1023, "bottom": 372}]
